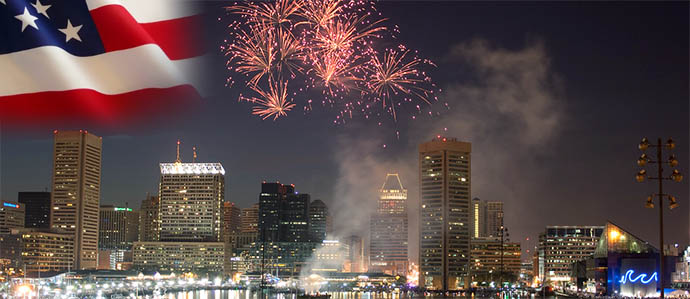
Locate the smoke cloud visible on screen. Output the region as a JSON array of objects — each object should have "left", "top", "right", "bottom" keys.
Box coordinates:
[{"left": 326, "top": 38, "right": 566, "bottom": 264}]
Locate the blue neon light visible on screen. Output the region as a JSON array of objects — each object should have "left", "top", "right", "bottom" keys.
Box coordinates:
[
  {"left": 619, "top": 270, "right": 657, "bottom": 284},
  {"left": 2, "top": 202, "right": 19, "bottom": 208}
]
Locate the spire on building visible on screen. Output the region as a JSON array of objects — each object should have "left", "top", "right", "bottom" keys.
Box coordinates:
[{"left": 175, "top": 139, "right": 181, "bottom": 163}]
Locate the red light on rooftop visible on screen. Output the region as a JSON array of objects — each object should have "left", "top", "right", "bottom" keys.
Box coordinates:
[{"left": 53, "top": 130, "right": 58, "bottom": 134}]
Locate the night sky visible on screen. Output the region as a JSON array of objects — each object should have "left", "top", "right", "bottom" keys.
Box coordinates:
[{"left": 1, "top": 1, "right": 688, "bottom": 260}]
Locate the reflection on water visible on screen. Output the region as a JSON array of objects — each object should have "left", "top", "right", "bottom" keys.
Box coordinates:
[{"left": 157, "top": 290, "right": 567, "bottom": 299}]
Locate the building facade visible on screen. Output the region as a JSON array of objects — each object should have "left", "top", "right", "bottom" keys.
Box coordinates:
[
  {"left": 471, "top": 198, "right": 482, "bottom": 239},
  {"left": 309, "top": 199, "right": 328, "bottom": 243},
  {"left": 281, "top": 193, "right": 310, "bottom": 242},
  {"left": 21, "top": 229, "right": 75, "bottom": 273},
  {"left": 138, "top": 194, "right": 159, "bottom": 242},
  {"left": 133, "top": 242, "right": 225, "bottom": 273},
  {"left": 0, "top": 232, "right": 24, "bottom": 272},
  {"left": 0, "top": 201, "right": 25, "bottom": 234},
  {"left": 483, "top": 202, "right": 504, "bottom": 238},
  {"left": 370, "top": 174, "right": 408, "bottom": 275},
  {"left": 241, "top": 204, "right": 259, "bottom": 233},
  {"left": 470, "top": 237, "right": 521, "bottom": 283},
  {"left": 419, "top": 137, "right": 472, "bottom": 290},
  {"left": 258, "top": 182, "right": 294, "bottom": 242},
  {"left": 572, "top": 222, "right": 665, "bottom": 297},
  {"left": 223, "top": 202, "right": 242, "bottom": 237},
  {"left": 18, "top": 192, "right": 51, "bottom": 229},
  {"left": 99, "top": 206, "right": 139, "bottom": 250},
  {"left": 538, "top": 225, "right": 604, "bottom": 284},
  {"left": 50, "top": 130, "right": 102, "bottom": 270},
  {"left": 344, "top": 235, "right": 365, "bottom": 273},
  {"left": 158, "top": 162, "right": 225, "bottom": 242}
]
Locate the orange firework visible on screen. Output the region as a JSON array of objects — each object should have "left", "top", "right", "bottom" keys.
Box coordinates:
[
  {"left": 227, "top": 0, "right": 304, "bottom": 29},
  {"left": 312, "top": 14, "right": 385, "bottom": 56},
  {"left": 368, "top": 48, "right": 434, "bottom": 120},
  {"left": 310, "top": 53, "right": 359, "bottom": 92},
  {"left": 223, "top": 0, "right": 439, "bottom": 122},
  {"left": 241, "top": 78, "right": 296, "bottom": 120},
  {"left": 300, "top": 0, "right": 342, "bottom": 28},
  {"left": 275, "top": 28, "right": 305, "bottom": 75},
  {"left": 226, "top": 26, "right": 276, "bottom": 87}
]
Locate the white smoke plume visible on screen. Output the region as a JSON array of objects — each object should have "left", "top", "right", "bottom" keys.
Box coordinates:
[{"left": 324, "top": 38, "right": 566, "bottom": 265}]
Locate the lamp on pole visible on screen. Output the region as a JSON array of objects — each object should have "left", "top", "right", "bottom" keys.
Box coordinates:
[{"left": 636, "top": 137, "right": 682, "bottom": 299}]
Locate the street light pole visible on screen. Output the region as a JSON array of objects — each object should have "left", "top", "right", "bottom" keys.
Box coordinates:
[
  {"left": 656, "top": 138, "right": 665, "bottom": 299},
  {"left": 636, "top": 137, "right": 683, "bottom": 299}
]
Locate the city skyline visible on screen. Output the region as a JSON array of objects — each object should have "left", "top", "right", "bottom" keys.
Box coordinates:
[{"left": 0, "top": 1, "right": 687, "bottom": 274}]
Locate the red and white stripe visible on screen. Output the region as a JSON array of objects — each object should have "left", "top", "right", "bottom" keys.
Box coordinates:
[{"left": 0, "top": 0, "right": 205, "bottom": 127}]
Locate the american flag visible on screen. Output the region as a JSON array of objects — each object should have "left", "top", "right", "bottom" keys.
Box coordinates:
[{"left": 0, "top": 0, "right": 204, "bottom": 127}]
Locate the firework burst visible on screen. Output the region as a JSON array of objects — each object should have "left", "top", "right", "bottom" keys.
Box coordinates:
[
  {"left": 367, "top": 47, "right": 436, "bottom": 120},
  {"left": 223, "top": 0, "right": 440, "bottom": 123},
  {"left": 241, "top": 78, "right": 296, "bottom": 120}
]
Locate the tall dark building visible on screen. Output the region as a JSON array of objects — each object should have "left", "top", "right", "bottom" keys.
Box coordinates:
[
  {"left": 309, "top": 199, "right": 328, "bottom": 243},
  {"left": 258, "top": 182, "right": 294, "bottom": 242},
  {"left": 18, "top": 192, "right": 51, "bottom": 228},
  {"left": 419, "top": 137, "right": 472, "bottom": 290},
  {"left": 281, "top": 193, "right": 310, "bottom": 242},
  {"left": 138, "top": 194, "right": 159, "bottom": 242}
]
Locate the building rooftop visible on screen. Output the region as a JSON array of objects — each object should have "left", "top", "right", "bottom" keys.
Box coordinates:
[
  {"left": 381, "top": 173, "right": 405, "bottom": 190},
  {"left": 159, "top": 162, "right": 225, "bottom": 175}
]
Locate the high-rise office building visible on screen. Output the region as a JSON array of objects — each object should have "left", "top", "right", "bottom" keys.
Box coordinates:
[
  {"left": 309, "top": 199, "right": 328, "bottom": 242},
  {"left": 158, "top": 161, "right": 225, "bottom": 242},
  {"left": 0, "top": 201, "right": 25, "bottom": 234},
  {"left": 281, "top": 193, "right": 310, "bottom": 242},
  {"left": 484, "top": 201, "right": 504, "bottom": 238},
  {"left": 50, "top": 130, "right": 102, "bottom": 270},
  {"left": 133, "top": 143, "right": 226, "bottom": 273},
  {"left": 538, "top": 226, "right": 604, "bottom": 283},
  {"left": 419, "top": 137, "right": 472, "bottom": 290},
  {"left": 370, "top": 173, "right": 408, "bottom": 275},
  {"left": 99, "top": 205, "right": 139, "bottom": 250},
  {"left": 223, "top": 202, "right": 242, "bottom": 236},
  {"left": 138, "top": 194, "right": 159, "bottom": 242},
  {"left": 241, "top": 204, "right": 259, "bottom": 233},
  {"left": 258, "top": 182, "right": 294, "bottom": 242},
  {"left": 18, "top": 192, "right": 51, "bottom": 229}
]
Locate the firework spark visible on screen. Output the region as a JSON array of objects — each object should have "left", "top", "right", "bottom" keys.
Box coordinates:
[
  {"left": 241, "top": 78, "right": 296, "bottom": 120},
  {"left": 225, "top": 26, "right": 276, "bottom": 87},
  {"left": 300, "top": 0, "right": 342, "bottom": 28},
  {"left": 223, "top": 0, "right": 439, "bottom": 122},
  {"left": 367, "top": 48, "right": 435, "bottom": 120}
]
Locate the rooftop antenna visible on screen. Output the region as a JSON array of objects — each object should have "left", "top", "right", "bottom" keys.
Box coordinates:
[
  {"left": 175, "top": 139, "right": 181, "bottom": 163},
  {"left": 193, "top": 146, "right": 198, "bottom": 163}
]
